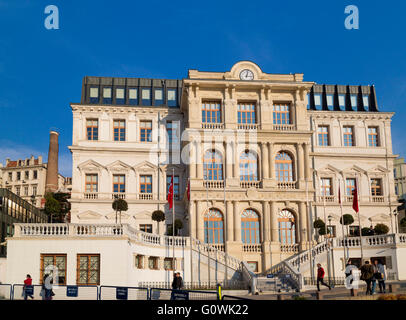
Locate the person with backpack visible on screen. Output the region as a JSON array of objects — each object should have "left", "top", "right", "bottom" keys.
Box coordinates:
[
  {"left": 316, "top": 263, "right": 331, "bottom": 291},
  {"left": 360, "top": 260, "right": 374, "bottom": 295},
  {"left": 375, "top": 259, "right": 386, "bottom": 293}
]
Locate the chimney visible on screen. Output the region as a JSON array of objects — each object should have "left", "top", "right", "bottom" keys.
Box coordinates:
[{"left": 45, "top": 130, "right": 59, "bottom": 193}]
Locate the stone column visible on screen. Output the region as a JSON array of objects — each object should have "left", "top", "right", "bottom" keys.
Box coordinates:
[
  {"left": 297, "top": 143, "right": 304, "bottom": 182},
  {"left": 196, "top": 141, "right": 203, "bottom": 179},
  {"left": 197, "top": 203, "right": 204, "bottom": 242},
  {"left": 261, "top": 142, "right": 269, "bottom": 180},
  {"left": 233, "top": 201, "right": 241, "bottom": 242},
  {"left": 303, "top": 143, "right": 310, "bottom": 181},
  {"left": 225, "top": 142, "right": 233, "bottom": 180},
  {"left": 269, "top": 143, "right": 275, "bottom": 180},
  {"left": 233, "top": 142, "right": 239, "bottom": 179},
  {"left": 226, "top": 201, "right": 234, "bottom": 242},
  {"left": 262, "top": 201, "right": 270, "bottom": 242},
  {"left": 189, "top": 200, "right": 196, "bottom": 238},
  {"left": 270, "top": 201, "right": 278, "bottom": 242},
  {"left": 189, "top": 140, "right": 196, "bottom": 179}
]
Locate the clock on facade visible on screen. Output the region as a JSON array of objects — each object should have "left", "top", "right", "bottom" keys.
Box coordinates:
[{"left": 239, "top": 69, "right": 254, "bottom": 80}]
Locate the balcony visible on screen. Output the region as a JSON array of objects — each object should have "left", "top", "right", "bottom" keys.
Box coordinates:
[
  {"left": 240, "top": 181, "right": 261, "bottom": 189},
  {"left": 203, "top": 180, "right": 224, "bottom": 189},
  {"left": 277, "top": 181, "right": 297, "bottom": 190},
  {"left": 237, "top": 123, "right": 260, "bottom": 130},
  {"left": 273, "top": 124, "right": 296, "bottom": 131},
  {"left": 318, "top": 196, "right": 336, "bottom": 203},
  {"left": 242, "top": 244, "right": 262, "bottom": 253},
  {"left": 112, "top": 193, "right": 126, "bottom": 200},
  {"left": 372, "top": 196, "right": 385, "bottom": 203},
  {"left": 202, "top": 123, "right": 224, "bottom": 130},
  {"left": 138, "top": 193, "right": 153, "bottom": 200},
  {"left": 81, "top": 193, "right": 157, "bottom": 201},
  {"left": 280, "top": 244, "right": 299, "bottom": 253}
]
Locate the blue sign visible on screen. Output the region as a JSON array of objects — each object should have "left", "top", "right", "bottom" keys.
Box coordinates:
[
  {"left": 116, "top": 287, "right": 128, "bottom": 300},
  {"left": 170, "top": 290, "right": 189, "bottom": 300},
  {"left": 67, "top": 286, "right": 78, "bottom": 297},
  {"left": 25, "top": 285, "right": 34, "bottom": 296},
  {"left": 267, "top": 274, "right": 275, "bottom": 279}
]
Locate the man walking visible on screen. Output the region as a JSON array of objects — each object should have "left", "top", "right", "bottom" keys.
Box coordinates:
[
  {"left": 360, "top": 260, "right": 374, "bottom": 295},
  {"left": 316, "top": 263, "right": 331, "bottom": 291},
  {"left": 375, "top": 260, "right": 386, "bottom": 293},
  {"left": 172, "top": 272, "right": 183, "bottom": 290},
  {"left": 23, "top": 274, "right": 34, "bottom": 300}
]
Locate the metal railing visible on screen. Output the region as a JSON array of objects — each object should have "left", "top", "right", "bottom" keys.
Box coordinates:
[
  {"left": 139, "top": 280, "right": 248, "bottom": 290},
  {"left": 12, "top": 284, "right": 99, "bottom": 300},
  {"left": 99, "top": 285, "right": 149, "bottom": 300},
  {"left": 149, "top": 287, "right": 218, "bottom": 300},
  {"left": 0, "top": 284, "right": 12, "bottom": 300}
]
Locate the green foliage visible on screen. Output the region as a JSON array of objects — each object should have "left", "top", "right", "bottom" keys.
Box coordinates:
[
  {"left": 166, "top": 219, "right": 183, "bottom": 236},
  {"left": 374, "top": 223, "right": 389, "bottom": 235},
  {"left": 44, "top": 192, "right": 61, "bottom": 221},
  {"left": 152, "top": 210, "right": 166, "bottom": 222},
  {"left": 292, "top": 295, "right": 307, "bottom": 300},
  {"left": 313, "top": 219, "right": 325, "bottom": 229},
  {"left": 361, "top": 227, "right": 372, "bottom": 236},
  {"left": 174, "top": 219, "right": 183, "bottom": 231},
  {"left": 112, "top": 199, "right": 128, "bottom": 212},
  {"left": 340, "top": 214, "right": 354, "bottom": 226},
  {"left": 400, "top": 217, "right": 406, "bottom": 228}
]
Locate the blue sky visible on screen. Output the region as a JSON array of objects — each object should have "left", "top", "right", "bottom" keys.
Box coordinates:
[{"left": 0, "top": 0, "right": 405, "bottom": 177}]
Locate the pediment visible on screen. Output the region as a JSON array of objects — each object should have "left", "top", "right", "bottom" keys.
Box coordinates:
[
  {"left": 77, "top": 210, "right": 103, "bottom": 220},
  {"left": 105, "top": 212, "right": 131, "bottom": 220},
  {"left": 318, "top": 165, "right": 341, "bottom": 175},
  {"left": 370, "top": 213, "right": 391, "bottom": 222},
  {"left": 106, "top": 160, "right": 133, "bottom": 172},
  {"left": 342, "top": 165, "right": 367, "bottom": 175},
  {"left": 368, "top": 166, "right": 389, "bottom": 174},
  {"left": 134, "top": 161, "right": 158, "bottom": 172},
  {"left": 77, "top": 159, "right": 106, "bottom": 172},
  {"left": 135, "top": 210, "right": 152, "bottom": 219}
]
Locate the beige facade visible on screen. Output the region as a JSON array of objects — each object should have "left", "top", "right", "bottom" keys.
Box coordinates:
[{"left": 69, "top": 61, "right": 399, "bottom": 273}]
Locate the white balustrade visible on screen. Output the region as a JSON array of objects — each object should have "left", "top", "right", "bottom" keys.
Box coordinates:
[
  {"left": 277, "top": 181, "right": 297, "bottom": 190},
  {"left": 237, "top": 124, "right": 260, "bottom": 130},
  {"left": 240, "top": 181, "right": 261, "bottom": 189},
  {"left": 202, "top": 123, "right": 224, "bottom": 130},
  {"left": 273, "top": 124, "right": 296, "bottom": 131},
  {"left": 280, "top": 244, "right": 299, "bottom": 253},
  {"left": 243, "top": 244, "right": 262, "bottom": 253},
  {"left": 203, "top": 180, "right": 224, "bottom": 189}
]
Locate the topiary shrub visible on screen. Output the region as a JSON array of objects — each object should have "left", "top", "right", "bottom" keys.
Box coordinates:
[
  {"left": 362, "top": 227, "right": 372, "bottom": 236},
  {"left": 374, "top": 223, "right": 389, "bottom": 235},
  {"left": 340, "top": 214, "right": 354, "bottom": 226},
  {"left": 152, "top": 210, "right": 166, "bottom": 234}
]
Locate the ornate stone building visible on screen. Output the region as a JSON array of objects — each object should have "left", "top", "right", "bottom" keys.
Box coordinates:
[{"left": 69, "top": 61, "right": 398, "bottom": 273}]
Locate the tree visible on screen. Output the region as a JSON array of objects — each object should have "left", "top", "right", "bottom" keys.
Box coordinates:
[
  {"left": 53, "top": 192, "right": 71, "bottom": 222},
  {"left": 44, "top": 192, "right": 61, "bottom": 223},
  {"left": 374, "top": 223, "right": 389, "bottom": 235},
  {"left": 361, "top": 227, "right": 371, "bottom": 236},
  {"left": 112, "top": 199, "right": 128, "bottom": 224},
  {"left": 314, "top": 219, "right": 328, "bottom": 236},
  {"left": 400, "top": 217, "right": 406, "bottom": 228},
  {"left": 152, "top": 210, "right": 165, "bottom": 234},
  {"left": 340, "top": 214, "right": 354, "bottom": 226}
]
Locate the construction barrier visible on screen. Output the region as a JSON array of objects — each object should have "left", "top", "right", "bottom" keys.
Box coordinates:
[
  {"left": 149, "top": 288, "right": 218, "bottom": 300},
  {"left": 0, "top": 284, "right": 12, "bottom": 300},
  {"left": 99, "top": 286, "right": 149, "bottom": 300},
  {"left": 12, "top": 284, "right": 99, "bottom": 300}
]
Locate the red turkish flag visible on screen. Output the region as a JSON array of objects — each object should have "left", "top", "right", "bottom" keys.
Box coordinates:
[
  {"left": 167, "top": 175, "right": 174, "bottom": 209},
  {"left": 352, "top": 179, "right": 359, "bottom": 213}
]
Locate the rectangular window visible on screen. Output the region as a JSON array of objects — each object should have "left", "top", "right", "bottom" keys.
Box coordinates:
[
  {"left": 24, "top": 186, "right": 28, "bottom": 196},
  {"left": 103, "top": 87, "right": 112, "bottom": 104},
  {"left": 321, "top": 178, "right": 332, "bottom": 196},
  {"left": 314, "top": 94, "right": 322, "bottom": 110},
  {"left": 343, "top": 126, "right": 354, "bottom": 146},
  {"left": 318, "top": 126, "right": 329, "bottom": 146},
  {"left": 363, "top": 95, "right": 369, "bottom": 108},
  {"left": 167, "top": 89, "right": 177, "bottom": 107},
  {"left": 327, "top": 226, "right": 336, "bottom": 238},
  {"left": 86, "top": 119, "right": 99, "bottom": 141},
  {"left": 32, "top": 185, "right": 37, "bottom": 196},
  {"left": 129, "top": 88, "right": 138, "bottom": 105},
  {"left": 8, "top": 172, "right": 12, "bottom": 181},
  {"left": 113, "top": 120, "right": 126, "bottom": 141},
  {"left": 167, "top": 175, "right": 180, "bottom": 200},
  {"left": 273, "top": 104, "right": 291, "bottom": 125},
  {"left": 338, "top": 94, "right": 346, "bottom": 109},
  {"left": 140, "top": 175, "right": 152, "bottom": 194},
  {"left": 16, "top": 186, "right": 20, "bottom": 196},
  {"left": 238, "top": 102, "right": 256, "bottom": 124},
  {"left": 41, "top": 254, "right": 67, "bottom": 285},
  {"left": 90, "top": 87, "right": 99, "bottom": 103},
  {"left": 368, "top": 127, "right": 379, "bottom": 147},
  {"left": 148, "top": 257, "right": 158, "bottom": 270},
  {"left": 116, "top": 88, "right": 125, "bottom": 104},
  {"left": 17, "top": 172, "right": 21, "bottom": 180},
  {"left": 77, "top": 254, "right": 100, "bottom": 285},
  {"left": 346, "top": 178, "right": 356, "bottom": 196},
  {"left": 140, "top": 121, "right": 152, "bottom": 142},
  {"left": 166, "top": 121, "right": 179, "bottom": 144},
  {"left": 326, "top": 94, "right": 334, "bottom": 109},
  {"left": 164, "top": 258, "right": 174, "bottom": 271},
  {"left": 113, "top": 175, "right": 125, "bottom": 193},
  {"left": 135, "top": 255, "right": 143, "bottom": 269},
  {"left": 306, "top": 94, "right": 310, "bottom": 110},
  {"left": 85, "top": 174, "right": 98, "bottom": 193},
  {"left": 140, "top": 224, "right": 152, "bottom": 233},
  {"left": 141, "top": 88, "right": 151, "bottom": 106},
  {"left": 154, "top": 88, "right": 164, "bottom": 106},
  {"left": 350, "top": 95, "right": 358, "bottom": 109},
  {"left": 25, "top": 171, "right": 29, "bottom": 180},
  {"left": 33, "top": 170, "right": 37, "bottom": 179},
  {"left": 349, "top": 226, "right": 360, "bottom": 237},
  {"left": 371, "top": 178, "right": 382, "bottom": 196},
  {"left": 202, "top": 101, "right": 221, "bottom": 123}
]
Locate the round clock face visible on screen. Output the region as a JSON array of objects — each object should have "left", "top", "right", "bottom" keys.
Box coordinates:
[{"left": 240, "top": 69, "right": 254, "bottom": 80}]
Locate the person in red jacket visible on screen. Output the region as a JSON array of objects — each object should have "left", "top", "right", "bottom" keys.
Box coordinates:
[
  {"left": 317, "top": 264, "right": 331, "bottom": 291},
  {"left": 23, "top": 274, "right": 34, "bottom": 300}
]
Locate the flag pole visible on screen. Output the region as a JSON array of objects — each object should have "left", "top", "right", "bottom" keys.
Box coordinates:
[
  {"left": 355, "top": 175, "right": 364, "bottom": 262},
  {"left": 338, "top": 178, "right": 346, "bottom": 263},
  {"left": 172, "top": 168, "right": 175, "bottom": 272}
]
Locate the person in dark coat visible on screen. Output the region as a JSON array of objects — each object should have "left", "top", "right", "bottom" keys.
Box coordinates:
[
  {"left": 172, "top": 272, "right": 183, "bottom": 290},
  {"left": 360, "top": 260, "right": 374, "bottom": 295}
]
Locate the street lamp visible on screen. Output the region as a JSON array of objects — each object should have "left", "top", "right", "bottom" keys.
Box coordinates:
[
  {"left": 328, "top": 215, "right": 333, "bottom": 238},
  {"left": 30, "top": 194, "right": 35, "bottom": 206},
  {"left": 394, "top": 209, "right": 399, "bottom": 234}
]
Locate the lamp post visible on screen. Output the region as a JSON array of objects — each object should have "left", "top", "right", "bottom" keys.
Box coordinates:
[
  {"left": 30, "top": 194, "right": 36, "bottom": 206},
  {"left": 327, "top": 215, "right": 333, "bottom": 287},
  {"left": 394, "top": 209, "right": 399, "bottom": 234}
]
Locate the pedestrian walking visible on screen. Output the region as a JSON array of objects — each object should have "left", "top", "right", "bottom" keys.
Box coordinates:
[
  {"left": 375, "top": 259, "right": 386, "bottom": 293},
  {"left": 371, "top": 261, "right": 379, "bottom": 294},
  {"left": 41, "top": 274, "right": 54, "bottom": 300},
  {"left": 23, "top": 274, "right": 34, "bottom": 300},
  {"left": 344, "top": 260, "right": 358, "bottom": 285},
  {"left": 360, "top": 260, "right": 374, "bottom": 295},
  {"left": 316, "top": 263, "right": 331, "bottom": 291},
  {"left": 172, "top": 272, "right": 183, "bottom": 290}
]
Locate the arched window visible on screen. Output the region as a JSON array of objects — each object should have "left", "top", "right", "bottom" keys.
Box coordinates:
[
  {"left": 278, "top": 210, "right": 296, "bottom": 245},
  {"left": 241, "top": 209, "right": 260, "bottom": 244},
  {"left": 203, "top": 150, "right": 223, "bottom": 181},
  {"left": 275, "top": 152, "right": 294, "bottom": 182},
  {"left": 204, "top": 209, "right": 224, "bottom": 244},
  {"left": 239, "top": 151, "right": 258, "bottom": 181}
]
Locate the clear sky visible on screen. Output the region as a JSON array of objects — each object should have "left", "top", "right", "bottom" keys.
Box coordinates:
[{"left": 0, "top": 0, "right": 405, "bottom": 177}]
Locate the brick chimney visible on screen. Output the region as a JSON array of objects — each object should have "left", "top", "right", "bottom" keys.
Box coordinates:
[{"left": 45, "top": 130, "right": 59, "bottom": 193}]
